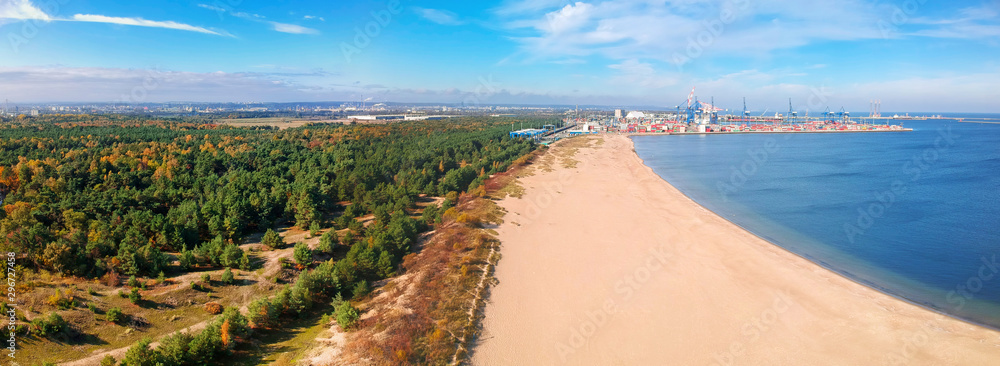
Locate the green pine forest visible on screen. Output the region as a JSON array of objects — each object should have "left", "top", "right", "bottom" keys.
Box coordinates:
[{"left": 2, "top": 115, "right": 548, "bottom": 365}]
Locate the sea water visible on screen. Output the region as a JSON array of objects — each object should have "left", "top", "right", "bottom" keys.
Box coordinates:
[{"left": 632, "top": 116, "right": 1000, "bottom": 329}]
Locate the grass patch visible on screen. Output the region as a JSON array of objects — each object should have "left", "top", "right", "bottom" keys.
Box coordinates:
[{"left": 224, "top": 306, "right": 334, "bottom": 365}]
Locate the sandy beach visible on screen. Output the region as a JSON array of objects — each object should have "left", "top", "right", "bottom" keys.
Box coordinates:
[{"left": 472, "top": 135, "right": 1000, "bottom": 365}]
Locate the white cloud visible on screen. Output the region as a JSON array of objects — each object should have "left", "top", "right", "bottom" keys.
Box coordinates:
[
  {"left": 0, "top": 66, "right": 321, "bottom": 102},
  {"left": 0, "top": 0, "right": 228, "bottom": 36},
  {"left": 542, "top": 2, "right": 593, "bottom": 34},
  {"left": 70, "top": 14, "right": 227, "bottom": 36},
  {"left": 196, "top": 4, "right": 226, "bottom": 13},
  {"left": 498, "top": 0, "right": 891, "bottom": 64},
  {"left": 608, "top": 59, "right": 678, "bottom": 88},
  {"left": 199, "top": 4, "right": 320, "bottom": 35},
  {"left": 268, "top": 21, "right": 319, "bottom": 34},
  {"left": 303, "top": 15, "right": 325, "bottom": 21},
  {"left": 0, "top": 0, "right": 50, "bottom": 21},
  {"left": 905, "top": 4, "right": 1000, "bottom": 40},
  {"left": 414, "top": 7, "right": 464, "bottom": 26}
]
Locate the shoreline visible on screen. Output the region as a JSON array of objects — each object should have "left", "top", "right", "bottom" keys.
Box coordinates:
[
  {"left": 617, "top": 129, "right": 913, "bottom": 137},
  {"left": 473, "top": 134, "right": 1000, "bottom": 365},
  {"left": 627, "top": 136, "right": 1000, "bottom": 334}
]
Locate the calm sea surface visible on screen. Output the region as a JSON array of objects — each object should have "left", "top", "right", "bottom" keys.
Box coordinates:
[{"left": 632, "top": 115, "right": 1000, "bottom": 329}]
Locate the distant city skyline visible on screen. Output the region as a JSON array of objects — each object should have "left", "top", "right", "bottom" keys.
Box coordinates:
[{"left": 1, "top": 0, "right": 999, "bottom": 112}]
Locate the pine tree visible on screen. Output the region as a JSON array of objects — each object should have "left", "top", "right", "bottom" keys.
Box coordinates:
[
  {"left": 317, "top": 231, "right": 338, "bottom": 254},
  {"left": 377, "top": 251, "right": 395, "bottom": 278},
  {"left": 238, "top": 252, "right": 251, "bottom": 270},
  {"left": 261, "top": 229, "right": 282, "bottom": 250},
  {"left": 220, "top": 267, "right": 234, "bottom": 285},
  {"left": 293, "top": 242, "right": 312, "bottom": 266}
]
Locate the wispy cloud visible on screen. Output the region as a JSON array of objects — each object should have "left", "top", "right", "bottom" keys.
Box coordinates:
[
  {"left": 0, "top": 0, "right": 50, "bottom": 21},
  {"left": 497, "top": 0, "right": 889, "bottom": 64},
  {"left": 303, "top": 15, "right": 325, "bottom": 22},
  {"left": 70, "top": 14, "right": 227, "bottom": 36},
  {"left": 267, "top": 21, "right": 319, "bottom": 35},
  {"left": 414, "top": 7, "right": 464, "bottom": 26},
  {"left": 197, "top": 3, "right": 319, "bottom": 35},
  {"left": 0, "top": 0, "right": 228, "bottom": 35},
  {"left": 905, "top": 4, "right": 1000, "bottom": 39},
  {"left": 608, "top": 59, "right": 677, "bottom": 89},
  {"left": 0, "top": 66, "right": 329, "bottom": 102}
]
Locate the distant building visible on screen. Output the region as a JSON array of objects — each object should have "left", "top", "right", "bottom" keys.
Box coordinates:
[
  {"left": 614, "top": 109, "right": 623, "bottom": 119},
  {"left": 29, "top": 109, "right": 40, "bottom": 117},
  {"left": 348, "top": 115, "right": 405, "bottom": 121},
  {"left": 625, "top": 111, "right": 646, "bottom": 119}
]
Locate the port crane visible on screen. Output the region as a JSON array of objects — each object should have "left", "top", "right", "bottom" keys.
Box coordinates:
[
  {"left": 837, "top": 107, "right": 850, "bottom": 123},
  {"left": 786, "top": 98, "right": 797, "bottom": 127},
  {"left": 823, "top": 107, "right": 835, "bottom": 122},
  {"left": 742, "top": 97, "right": 751, "bottom": 123}
]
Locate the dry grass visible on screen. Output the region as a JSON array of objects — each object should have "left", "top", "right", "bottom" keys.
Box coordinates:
[
  {"left": 551, "top": 135, "right": 598, "bottom": 169},
  {"left": 23, "top": 222, "right": 323, "bottom": 365},
  {"left": 328, "top": 147, "right": 542, "bottom": 366}
]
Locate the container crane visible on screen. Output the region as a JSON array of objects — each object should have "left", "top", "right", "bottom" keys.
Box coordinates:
[{"left": 742, "top": 97, "right": 750, "bottom": 122}]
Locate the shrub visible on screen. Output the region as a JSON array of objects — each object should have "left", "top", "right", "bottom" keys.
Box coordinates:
[
  {"left": 317, "top": 231, "right": 338, "bottom": 254},
  {"left": 179, "top": 250, "right": 196, "bottom": 269},
  {"left": 118, "top": 290, "right": 128, "bottom": 298},
  {"left": 88, "top": 303, "right": 98, "bottom": 313},
  {"left": 262, "top": 229, "right": 282, "bottom": 250},
  {"left": 293, "top": 242, "right": 312, "bottom": 266},
  {"left": 32, "top": 312, "right": 68, "bottom": 337},
  {"left": 238, "top": 252, "right": 251, "bottom": 271},
  {"left": 106, "top": 307, "right": 124, "bottom": 323},
  {"left": 201, "top": 273, "right": 210, "bottom": 283},
  {"left": 127, "top": 275, "right": 140, "bottom": 288},
  {"left": 309, "top": 222, "right": 321, "bottom": 237},
  {"left": 220, "top": 268, "right": 234, "bottom": 285},
  {"left": 46, "top": 289, "right": 76, "bottom": 310},
  {"left": 221, "top": 244, "right": 243, "bottom": 269},
  {"left": 129, "top": 288, "right": 141, "bottom": 304},
  {"left": 122, "top": 337, "right": 161, "bottom": 366},
  {"left": 247, "top": 298, "right": 277, "bottom": 329},
  {"left": 157, "top": 271, "right": 166, "bottom": 284},
  {"left": 100, "top": 354, "right": 117, "bottom": 366},
  {"left": 87, "top": 287, "right": 98, "bottom": 296},
  {"left": 352, "top": 279, "right": 370, "bottom": 300},
  {"left": 204, "top": 302, "right": 223, "bottom": 315},
  {"left": 335, "top": 301, "right": 360, "bottom": 330},
  {"left": 157, "top": 331, "right": 194, "bottom": 365}
]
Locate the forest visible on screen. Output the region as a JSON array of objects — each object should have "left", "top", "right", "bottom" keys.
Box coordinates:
[{"left": 2, "top": 115, "right": 548, "bottom": 365}]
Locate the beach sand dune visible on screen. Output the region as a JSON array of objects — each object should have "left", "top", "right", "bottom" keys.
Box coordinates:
[{"left": 472, "top": 135, "right": 1000, "bottom": 365}]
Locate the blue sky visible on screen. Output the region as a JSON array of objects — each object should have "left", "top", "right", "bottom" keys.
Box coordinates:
[{"left": 0, "top": 0, "right": 998, "bottom": 112}]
